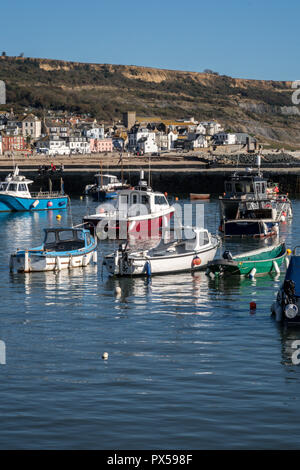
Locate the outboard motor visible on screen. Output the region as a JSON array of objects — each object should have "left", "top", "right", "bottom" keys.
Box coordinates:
[
  {"left": 223, "top": 250, "right": 233, "bottom": 260},
  {"left": 283, "top": 280, "right": 296, "bottom": 305}
]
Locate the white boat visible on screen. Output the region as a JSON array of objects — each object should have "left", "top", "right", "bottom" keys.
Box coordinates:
[
  {"left": 83, "top": 178, "right": 174, "bottom": 239},
  {"left": 10, "top": 227, "right": 97, "bottom": 273},
  {"left": 104, "top": 227, "right": 220, "bottom": 276}
]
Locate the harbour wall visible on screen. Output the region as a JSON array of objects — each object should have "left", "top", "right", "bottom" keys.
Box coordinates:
[{"left": 1, "top": 166, "right": 300, "bottom": 195}]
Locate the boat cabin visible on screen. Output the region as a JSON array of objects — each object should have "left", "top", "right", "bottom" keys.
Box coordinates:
[
  {"left": 43, "top": 228, "right": 92, "bottom": 252},
  {"left": 223, "top": 173, "right": 268, "bottom": 199},
  {"left": 94, "top": 174, "right": 121, "bottom": 188},
  {"left": 115, "top": 185, "right": 169, "bottom": 215},
  {"left": 0, "top": 175, "right": 32, "bottom": 197}
]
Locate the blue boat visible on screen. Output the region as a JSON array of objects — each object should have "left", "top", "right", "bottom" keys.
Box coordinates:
[
  {"left": 0, "top": 167, "right": 69, "bottom": 212},
  {"left": 271, "top": 248, "right": 300, "bottom": 325},
  {"left": 10, "top": 227, "right": 97, "bottom": 273}
]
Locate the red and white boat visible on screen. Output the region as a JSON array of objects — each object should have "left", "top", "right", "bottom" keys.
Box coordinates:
[{"left": 83, "top": 178, "right": 175, "bottom": 239}]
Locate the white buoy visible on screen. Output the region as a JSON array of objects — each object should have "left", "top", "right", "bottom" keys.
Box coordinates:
[
  {"left": 273, "top": 260, "right": 280, "bottom": 274},
  {"left": 56, "top": 256, "right": 62, "bottom": 271},
  {"left": 115, "top": 286, "right": 122, "bottom": 297},
  {"left": 93, "top": 251, "right": 98, "bottom": 264},
  {"left": 249, "top": 268, "right": 256, "bottom": 279},
  {"left": 24, "top": 251, "right": 29, "bottom": 273},
  {"left": 102, "top": 352, "right": 109, "bottom": 360}
]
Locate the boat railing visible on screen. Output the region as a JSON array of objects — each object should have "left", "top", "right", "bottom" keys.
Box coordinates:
[{"left": 30, "top": 191, "right": 63, "bottom": 198}]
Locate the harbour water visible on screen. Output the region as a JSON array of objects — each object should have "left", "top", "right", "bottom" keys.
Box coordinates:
[{"left": 1, "top": 196, "right": 300, "bottom": 449}]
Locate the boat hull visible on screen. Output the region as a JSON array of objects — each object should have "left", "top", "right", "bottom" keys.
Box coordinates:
[
  {"left": 84, "top": 210, "right": 174, "bottom": 239},
  {"left": 208, "top": 245, "right": 286, "bottom": 277},
  {"left": 220, "top": 220, "right": 278, "bottom": 238},
  {"left": 105, "top": 244, "right": 218, "bottom": 276},
  {"left": 0, "top": 194, "right": 68, "bottom": 212},
  {"left": 10, "top": 247, "right": 97, "bottom": 273}
]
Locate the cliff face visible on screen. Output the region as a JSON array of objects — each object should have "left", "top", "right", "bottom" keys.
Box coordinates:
[{"left": 0, "top": 56, "right": 299, "bottom": 148}]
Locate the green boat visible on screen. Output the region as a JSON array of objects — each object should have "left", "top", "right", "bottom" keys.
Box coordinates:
[{"left": 206, "top": 242, "right": 287, "bottom": 278}]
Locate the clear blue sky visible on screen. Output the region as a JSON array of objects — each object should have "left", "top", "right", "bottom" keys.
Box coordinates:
[{"left": 1, "top": 0, "right": 299, "bottom": 81}]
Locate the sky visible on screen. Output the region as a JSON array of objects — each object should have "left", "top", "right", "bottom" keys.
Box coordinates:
[{"left": 1, "top": 0, "right": 299, "bottom": 81}]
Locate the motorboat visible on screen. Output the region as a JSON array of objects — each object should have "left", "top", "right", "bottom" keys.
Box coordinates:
[
  {"left": 0, "top": 166, "right": 68, "bottom": 212},
  {"left": 271, "top": 247, "right": 300, "bottom": 325},
  {"left": 219, "top": 157, "right": 292, "bottom": 238},
  {"left": 10, "top": 227, "right": 97, "bottom": 273},
  {"left": 83, "top": 178, "right": 175, "bottom": 239},
  {"left": 207, "top": 242, "right": 287, "bottom": 278},
  {"left": 84, "top": 173, "right": 130, "bottom": 200},
  {"left": 104, "top": 227, "right": 220, "bottom": 276}
]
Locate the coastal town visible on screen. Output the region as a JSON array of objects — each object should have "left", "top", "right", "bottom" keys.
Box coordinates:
[{"left": 0, "top": 109, "right": 260, "bottom": 157}]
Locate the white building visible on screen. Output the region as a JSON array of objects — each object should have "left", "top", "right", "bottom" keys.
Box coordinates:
[
  {"left": 22, "top": 114, "right": 42, "bottom": 140},
  {"left": 67, "top": 136, "right": 90, "bottom": 154},
  {"left": 187, "top": 133, "right": 208, "bottom": 148},
  {"left": 213, "top": 132, "right": 236, "bottom": 145},
  {"left": 167, "top": 131, "right": 178, "bottom": 150},
  {"left": 128, "top": 127, "right": 158, "bottom": 154},
  {"left": 83, "top": 126, "right": 105, "bottom": 140},
  {"left": 36, "top": 136, "right": 70, "bottom": 155}
]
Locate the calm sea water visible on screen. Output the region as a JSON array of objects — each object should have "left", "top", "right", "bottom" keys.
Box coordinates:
[{"left": 1, "top": 196, "right": 300, "bottom": 450}]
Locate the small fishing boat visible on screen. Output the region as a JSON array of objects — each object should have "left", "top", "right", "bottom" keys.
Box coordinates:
[
  {"left": 271, "top": 247, "right": 300, "bottom": 325},
  {"left": 206, "top": 242, "right": 287, "bottom": 278},
  {"left": 84, "top": 173, "right": 130, "bottom": 200},
  {"left": 104, "top": 227, "right": 220, "bottom": 276},
  {"left": 0, "top": 167, "right": 68, "bottom": 212},
  {"left": 10, "top": 227, "right": 97, "bottom": 273},
  {"left": 190, "top": 193, "right": 210, "bottom": 200}
]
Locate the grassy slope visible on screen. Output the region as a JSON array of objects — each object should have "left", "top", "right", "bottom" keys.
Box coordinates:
[{"left": 0, "top": 56, "right": 299, "bottom": 148}]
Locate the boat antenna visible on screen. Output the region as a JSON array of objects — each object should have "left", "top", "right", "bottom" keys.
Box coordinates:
[
  {"left": 256, "top": 153, "right": 262, "bottom": 176},
  {"left": 148, "top": 155, "right": 151, "bottom": 187}
]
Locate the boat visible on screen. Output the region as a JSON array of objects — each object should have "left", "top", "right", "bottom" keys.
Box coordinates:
[
  {"left": 190, "top": 193, "right": 210, "bottom": 200},
  {"left": 206, "top": 242, "right": 287, "bottom": 278},
  {"left": 84, "top": 173, "right": 130, "bottom": 200},
  {"left": 10, "top": 227, "right": 97, "bottom": 273},
  {"left": 218, "top": 157, "right": 293, "bottom": 237},
  {"left": 104, "top": 227, "right": 220, "bottom": 276},
  {"left": 270, "top": 247, "right": 300, "bottom": 325},
  {"left": 219, "top": 157, "right": 293, "bottom": 235},
  {"left": 0, "top": 167, "right": 68, "bottom": 212},
  {"left": 83, "top": 177, "right": 175, "bottom": 239}
]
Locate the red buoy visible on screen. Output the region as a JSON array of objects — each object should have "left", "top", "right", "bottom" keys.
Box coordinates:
[{"left": 250, "top": 301, "right": 256, "bottom": 310}]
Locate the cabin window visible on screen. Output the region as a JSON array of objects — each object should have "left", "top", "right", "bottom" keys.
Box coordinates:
[
  {"left": 45, "top": 231, "right": 56, "bottom": 244},
  {"left": 119, "top": 195, "right": 128, "bottom": 205},
  {"left": 0, "top": 183, "right": 8, "bottom": 190},
  {"left": 141, "top": 195, "right": 149, "bottom": 206},
  {"left": 132, "top": 194, "right": 138, "bottom": 204},
  {"left": 199, "top": 231, "right": 209, "bottom": 245},
  {"left": 244, "top": 183, "right": 254, "bottom": 193},
  {"left": 234, "top": 183, "right": 243, "bottom": 193},
  {"left": 8, "top": 183, "right": 18, "bottom": 191},
  {"left": 58, "top": 230, "right": 74, "bottom": 241},
  {"left": 18, "top": 184, "right": 27, "bottom": 192},
  {"left": 155, "top": 195, "right": 167, "bottom": 205}
]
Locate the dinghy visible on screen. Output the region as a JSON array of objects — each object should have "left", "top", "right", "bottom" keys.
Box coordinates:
[
  {"left": 10, "top": 227, "right": 97, "bottom": 273},
  {"left": 104, "top": 227, "right": 220, "bottom": 276},
  {"left": 206, "top": 242, "right": 287, "bottom": 278}
]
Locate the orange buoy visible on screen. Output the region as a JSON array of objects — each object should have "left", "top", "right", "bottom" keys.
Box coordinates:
[
  {"left": 192, "top": 257, "right": 201, "bottom": 267},
  {"left": 164, "top": 192, "right": 168, "bottom": 197}
]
